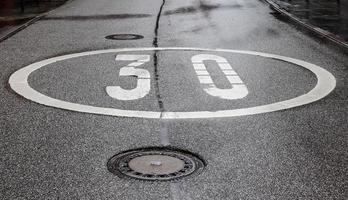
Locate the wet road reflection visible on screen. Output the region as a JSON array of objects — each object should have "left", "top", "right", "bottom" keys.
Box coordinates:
[{"left": 273, "top": 0, "right": 348, "bottom": 41}]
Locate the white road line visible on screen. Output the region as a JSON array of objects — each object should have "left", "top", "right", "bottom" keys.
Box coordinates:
[
  {"left": 226, "top": 75, "right": 243, "bottom": 84},
  {"left": 195, "top": 70, "right": 210, "bottom": 75},
  {"left": 223, "top": 70, "right": 237, "bottom": 75},
  {"left": 197, "top": 76, "right": 214, "bottom": 84},
  {"left": 218, "top": 63, "right": 233, "bottom": 70},
  {"left": 9, "top": 47, "right": 336, "bottom": 119}
]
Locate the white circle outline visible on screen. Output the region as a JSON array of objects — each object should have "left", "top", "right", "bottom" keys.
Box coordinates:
[{"left": 9, "top": 47, "right": 336, "bottom": 119}]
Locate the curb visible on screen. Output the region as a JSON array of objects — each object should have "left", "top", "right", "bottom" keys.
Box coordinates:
[
  {"left": 0, "top": 13, "right": 46, "bottom": 43},
  {"left": 264, "top": 0, "right": 348, "bottom": 51},
  {"left": 0, "top": 0, "right": 72, "bottom": 43}
]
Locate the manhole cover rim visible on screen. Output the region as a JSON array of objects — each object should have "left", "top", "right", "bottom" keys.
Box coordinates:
[
  {"left": 107, "top": 147, "right": 206, "bottom": 181},
  {"left": 105, "top": 34, "right": 144, "bottom": 40}
]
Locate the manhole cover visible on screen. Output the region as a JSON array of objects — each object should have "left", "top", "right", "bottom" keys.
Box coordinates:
[
  {"left": 105, "top": 34, "right": 144, "bottom": 40},
  {"left": 107, "top": 147, "right": 205, "bottom": 181}
]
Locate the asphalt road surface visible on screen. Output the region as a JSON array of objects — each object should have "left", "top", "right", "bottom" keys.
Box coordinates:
[{"left": 1, "top": 0, "right": 347, "bottom": 199}]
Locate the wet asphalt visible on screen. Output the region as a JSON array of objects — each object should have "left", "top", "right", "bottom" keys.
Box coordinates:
[
  {"left": 1, "top": 0, "right": 347, "bottom": 199},
  {"left": 271, "top": 0, "right": 348, "bottom": 41}
]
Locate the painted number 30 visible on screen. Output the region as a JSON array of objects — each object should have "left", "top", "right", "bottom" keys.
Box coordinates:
[{"left": 106, "top": 54, "right": 248, "bottom": 100}]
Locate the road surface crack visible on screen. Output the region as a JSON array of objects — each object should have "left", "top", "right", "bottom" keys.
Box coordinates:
[{"left": 153, "top": 0, "right": 166, "bottom": 115}]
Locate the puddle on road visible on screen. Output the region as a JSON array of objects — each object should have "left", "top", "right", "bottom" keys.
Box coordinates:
[{"left": 163, "top": 3, "right": 244, "bottom": 16}]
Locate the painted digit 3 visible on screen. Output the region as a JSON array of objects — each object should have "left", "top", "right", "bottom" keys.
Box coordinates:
[{"left": 106, "top": 55, "right": 151, "bottom": 100}]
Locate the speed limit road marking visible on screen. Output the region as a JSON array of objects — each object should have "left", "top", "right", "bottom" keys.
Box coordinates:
[
  {"left": 9, "top": 47, "right": 336, "bottom": 119},
  {"left": 106, "top": 53, "right": 248, "bottom": 101}
]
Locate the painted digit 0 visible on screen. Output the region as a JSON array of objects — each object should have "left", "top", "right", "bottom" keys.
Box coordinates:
[{"left": 191, "top": 54, "right": 248, "bottom": 99}]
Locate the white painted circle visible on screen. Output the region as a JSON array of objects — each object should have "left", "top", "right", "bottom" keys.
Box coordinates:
[{"left": 9, "top": 47, "right": 336, "bottom": 119}]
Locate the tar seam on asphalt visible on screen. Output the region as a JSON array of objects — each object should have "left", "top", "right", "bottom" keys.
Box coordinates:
[
  {"left": 153, "top": 0, "right": 166, "bottom": 115},
  {"left": 151, "top": 1, "right": 190, "bottom": 199},
  {"left": 153, "top": 0, "right": 166, "bottom": 47},
  {"left": 154, "top": 0, "right": 170, "bottom": 146}
]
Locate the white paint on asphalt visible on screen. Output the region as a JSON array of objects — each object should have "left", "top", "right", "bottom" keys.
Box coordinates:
[
  {"left": 159, "top": 123, "right": 170, "bottom": 146},
  {"left": 192, "top": 54, "right": 248, "bottom": 99},
  {"left": 106, "top": 54, "right": 151, "bottom": 100},
  {"left": 9, "top": 47, "right": 336, "bottom": 119},
  {"left": 170, "top": 183, "right": 192, "bottom": 200},
  {"left": 107, "top": 53, "right": 246, "bottom": 101}
]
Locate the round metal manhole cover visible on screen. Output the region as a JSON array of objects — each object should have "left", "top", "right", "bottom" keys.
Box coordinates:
[
  {"left": 107, "top": 147, "right": 205, "bottom": 181},
  {"left": 105, "top": 34, "right": 144, "bottom": 40}
]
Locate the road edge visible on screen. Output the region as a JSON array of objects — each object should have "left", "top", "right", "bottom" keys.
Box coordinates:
[
  {"left": 264, "top": 0, "right": 348, "bottom": 52},
  {"left": 0, "top": 0, "right": 72, "bottom": 43}
]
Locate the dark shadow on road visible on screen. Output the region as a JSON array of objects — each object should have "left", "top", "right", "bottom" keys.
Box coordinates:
[
  {"left": 0, "top": 0, "right": 68, "bottom": 40},
  {"left": 42, "top": 14, "right": 152, "bottom": 21},
  {"left": 163, "top": 3, "right": 243, "bottom": 16}
]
